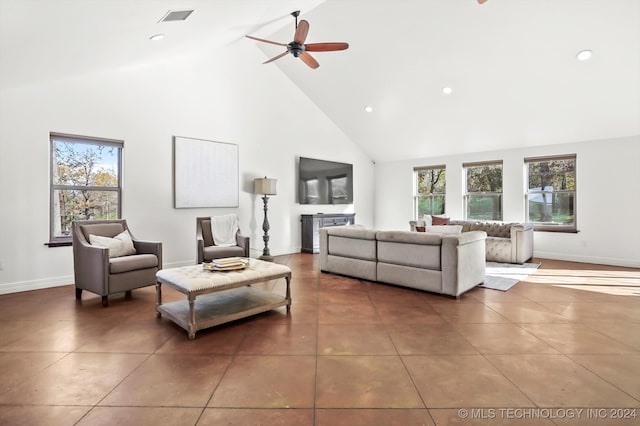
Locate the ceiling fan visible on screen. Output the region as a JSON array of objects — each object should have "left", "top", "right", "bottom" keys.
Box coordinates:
[
  {"left": 246, "top": 10, "right": 349, "bottom": 69},
  {"left": 477, "top": 0, "right": 488, "bottom": 3}
]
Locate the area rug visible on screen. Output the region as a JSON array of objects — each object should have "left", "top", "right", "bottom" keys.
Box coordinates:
[{"left": 479, "top": 261, "right": 541, "bottom": 291}]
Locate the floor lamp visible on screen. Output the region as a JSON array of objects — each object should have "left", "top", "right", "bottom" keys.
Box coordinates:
[{"left": 254, "top": 177, "right": 277, "bottom": 261}]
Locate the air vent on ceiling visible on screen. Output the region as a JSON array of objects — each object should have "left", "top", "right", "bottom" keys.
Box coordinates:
[{"left": 159, "top": 9, "right": 194, "bottom": 22}]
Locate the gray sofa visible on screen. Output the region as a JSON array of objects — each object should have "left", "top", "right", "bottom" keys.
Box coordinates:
[
  {"left": 319, "top": 226, "right": 486, "bottom": 297},
  {"left": 409, "top": 219, "right": 534, "bottom": 264}
]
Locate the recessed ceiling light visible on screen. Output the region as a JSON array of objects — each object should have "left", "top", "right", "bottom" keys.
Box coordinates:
[
  {"left": 364, "top": 106, "right": 373, "bottom": 113},
  {"left": 442, "top": 87, "right": 453, "bottom": 95},
  {"left": 150, "top": 34, "right": 165, "bottom": 41},
  {"left": 576, "top": 49, "right": 592, "bottom": 61}
]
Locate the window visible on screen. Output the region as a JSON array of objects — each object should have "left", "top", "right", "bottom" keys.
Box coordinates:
[
  {"left": 49, "top": 133, "right": 122, "bottom": 245},
  {"left": 301, "top": 178, "right": 319, "bottom": 204},
  {"left": 464, "top": 160, "right": 503, "bottom": 220},
  {"left": 328, "top": 174, "right": 348, "bottom": 203},
  {"left": 525, "top": 154, "right": 576, "bottom": 232},
  {"left": 414, "top": 165, "right": 446, "bottom": 218}
]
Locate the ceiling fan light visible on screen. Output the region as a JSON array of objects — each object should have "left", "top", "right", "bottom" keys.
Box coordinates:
[
  {"left": 576, "top": 49, "right": 592, "bottom": 61},
  {"left": 150, "top": 34, "right": 165, "bottom": 41},
  {"left": 364, "top": 106, "right": 373, "bottom": 113},
  {"left": 442, "top": 87, "right": 453, "bottom": 95}
]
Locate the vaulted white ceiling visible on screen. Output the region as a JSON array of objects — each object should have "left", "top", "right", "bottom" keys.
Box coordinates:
[{"left": 1, "top": 0, "right": 638, "bottom": 162}]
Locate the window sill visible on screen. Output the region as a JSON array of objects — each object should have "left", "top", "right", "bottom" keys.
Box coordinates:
[
  {"left": 533, "top": 226, "right": 578, "bottom": 233},
  {"left": 45, "top": 241, "right": 72, "bottom": 247}
]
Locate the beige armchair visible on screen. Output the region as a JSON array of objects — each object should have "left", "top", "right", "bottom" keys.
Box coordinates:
[
  {"left": 72, "top": 219, "right": 162, "bottom": 307},
  {"left": 196, "top": 216, "right": 249, "bottom": 263}
]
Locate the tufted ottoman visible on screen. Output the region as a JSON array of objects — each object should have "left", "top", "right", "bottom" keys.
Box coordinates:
[{"left": 156, "top": 259, "right": 291, "bottom": 339}]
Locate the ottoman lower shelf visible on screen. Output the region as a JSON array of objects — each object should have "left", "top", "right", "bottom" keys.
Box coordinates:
[{"left": 157, "top": 286, "right": 289, "bottom": 338}]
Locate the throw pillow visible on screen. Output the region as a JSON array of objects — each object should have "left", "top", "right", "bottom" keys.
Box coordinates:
[
  {"left": 424, "top": 225, "right": 463, "bottom": 234},
  {"left": 89, "top": 230, "right": 137, "bottom": 258},
  {"left": 416, "top": 226, "right": 426, "bottom": 232},
  {"left": 421, "top": 215, "right": 433, "bottom": 226},
  {"left": 431, "top": 216, "right": 450, "bottom": 225}
]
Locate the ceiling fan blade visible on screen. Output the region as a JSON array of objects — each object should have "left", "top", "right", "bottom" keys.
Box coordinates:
[
  {"left": 245, "top": 35, "right": 286, "bottom": 47},
  {"left": 477, "top": 0, "right": 488, "bottom": 4},
  {"left": 263, "top": 51, "right": 289, "bottom": 64},
  {"left": 294, "top": 19, "right": 310, "bottom": 45},
  {"left": 300, "top": 51, "right": 319, "bottom": 69},
  {"left": 305, "top": 42, "right": 349, "bottom": 52}
]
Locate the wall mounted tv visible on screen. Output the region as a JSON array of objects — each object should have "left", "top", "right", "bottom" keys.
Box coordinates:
[{"left": 298, "top": 156, "right": 353, "bottom": 205}]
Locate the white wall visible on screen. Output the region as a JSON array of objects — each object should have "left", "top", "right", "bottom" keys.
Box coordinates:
[
  {"left": 375, "top": 136, "right": 640, "bottom": 267},
  {"left": 0, "top": 44, "right": 375, "bottom": 294}
]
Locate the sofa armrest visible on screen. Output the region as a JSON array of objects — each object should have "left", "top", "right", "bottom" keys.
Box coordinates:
[
  {"left": 441, "top": 231, "right": 486, "bottom": 297},
  {"left": 73, "top": 240, "right": 110, "bottom": 295},
  {"left": 510, "top": 223, "right": 534, "bottom": 263},
  {"left": 454, "top": 230, "right": 487, "bottom": 245},
  {"left": 236, "top": 233, "right": 250, "bottom": 258},
  {"left": 196, "top": 238, "right": 205, "bottom": 264},
  {"left": 319, "top": 228, "right": 329, "bottom": 270},
  {"left": 133, "top": 240, "right": 163, "bottom": 269}
]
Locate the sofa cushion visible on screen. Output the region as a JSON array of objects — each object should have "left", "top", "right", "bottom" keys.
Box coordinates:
[
  {"left": 109, "top": 254, "right": 158, "bottom": 274},
  {"left": 89, "top": 230, "right": 137, "bottom": 258},
  {"left": 203, "top": 245, "right": 245, "bottom": 260},
  {"left": 80, "top": 222, "right": 125, "bottom": 240},
  {"left": 431, "top": 216, "right": 450, "bottom": 225},
  {"left": 377, "top": 262, "right": 443, "bottom": 293},
  {"left": 421, "top": 215, "right": 433, "bottom": 226},
  {"left": 378, "top": 241, "right": 441, "bottom": 270},
  {"left": 328, "top": 235, "right": 377, "bottom": 261},
  {"left": 326, "top": 255, "right": 377, "bottom": 281},
  {"left": 424, "top": 225, "right": 463, "bottom": 234}
]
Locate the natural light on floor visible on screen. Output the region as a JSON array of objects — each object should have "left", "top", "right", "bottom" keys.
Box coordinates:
[{"left": 525, "top": 268, "right": 640, "bottom": 297}]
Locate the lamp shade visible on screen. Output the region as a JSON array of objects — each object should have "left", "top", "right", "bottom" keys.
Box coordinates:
[{"left": 254, "top": 177, "right": 277, "bottom": 195}]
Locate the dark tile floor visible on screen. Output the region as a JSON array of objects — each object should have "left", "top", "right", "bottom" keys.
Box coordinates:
[{"left": 0, "top": 254, "right": 639, "bottom": 425}]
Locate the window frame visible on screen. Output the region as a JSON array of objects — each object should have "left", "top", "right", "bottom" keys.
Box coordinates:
[
  {"left": 525, "top": 154, "right": 577, "bottom": 233},
  {"left": 49, "top": 133, "right": 123, "bottom": 246},
  {"left": 413, "top": 165, "right": 446, "bottom": 219},
  {"left": 463, "top": 160, "right": 503, "bottom": 221}
]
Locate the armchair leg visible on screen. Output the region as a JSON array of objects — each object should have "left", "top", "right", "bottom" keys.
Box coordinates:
[
  {"left": 101, "top": 296, "right": 109, "bottom": 307},
  {"left": 75, "top": 288, "right": 83, "bottom": 300},
  {"left": 125, "top": 290, "right": 132, "bottom": 299}
]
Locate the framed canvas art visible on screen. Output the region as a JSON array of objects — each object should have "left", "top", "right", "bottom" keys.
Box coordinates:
[{"left": 173, "top": 136, "right": 239, "bottom": 208}]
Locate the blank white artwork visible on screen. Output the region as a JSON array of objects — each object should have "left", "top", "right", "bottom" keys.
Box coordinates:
[{"left": 173, "top": 136, "right": 239, "bottom": 208}]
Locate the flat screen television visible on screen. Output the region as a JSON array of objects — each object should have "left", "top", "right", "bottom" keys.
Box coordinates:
[{"left": 298, "top": 156, "right": 353, "bottom": 204}]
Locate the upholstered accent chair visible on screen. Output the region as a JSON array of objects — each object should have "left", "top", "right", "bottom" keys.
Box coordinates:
[
  {"left": 72, "top": 219, "right": 162, "bottom": 307},
  {"left": 196, "top": 216, "right": 250, "bottom": 264}
]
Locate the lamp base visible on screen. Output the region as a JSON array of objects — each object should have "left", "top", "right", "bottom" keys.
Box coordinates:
[{"left": 259, "top": 254, "right": 274, "bottom": 262}]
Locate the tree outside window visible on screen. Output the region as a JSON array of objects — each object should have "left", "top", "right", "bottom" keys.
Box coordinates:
[
  {"left": 50, "top": 133, "right": 122, "bottom": 244},
  {"left": 464, "top": 161, "right": 503, "bottom": 220},
  {"left": 526, "top": 155, "right": 576, "bottom": 232},
  {"left": 414, "top": 166, "right": 446, "bottom": 218}
]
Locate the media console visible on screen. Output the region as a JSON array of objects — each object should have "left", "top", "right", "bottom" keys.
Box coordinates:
[{"left": 300, "top": 213, "right": 356, "bottom": 254}]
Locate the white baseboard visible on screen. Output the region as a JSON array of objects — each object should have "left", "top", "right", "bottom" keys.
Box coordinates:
[
  {"left": 0, "top": 275, "right": 74, "bottom": 295},
  {"left": 534, "top": 251, "right": 640, "bottom": 268},
  {"left": 250, "top": 246, "right": 301, "bottom": 258},
  {"left": 0, "top": 260, "right": 195, "bottom": 296}
]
